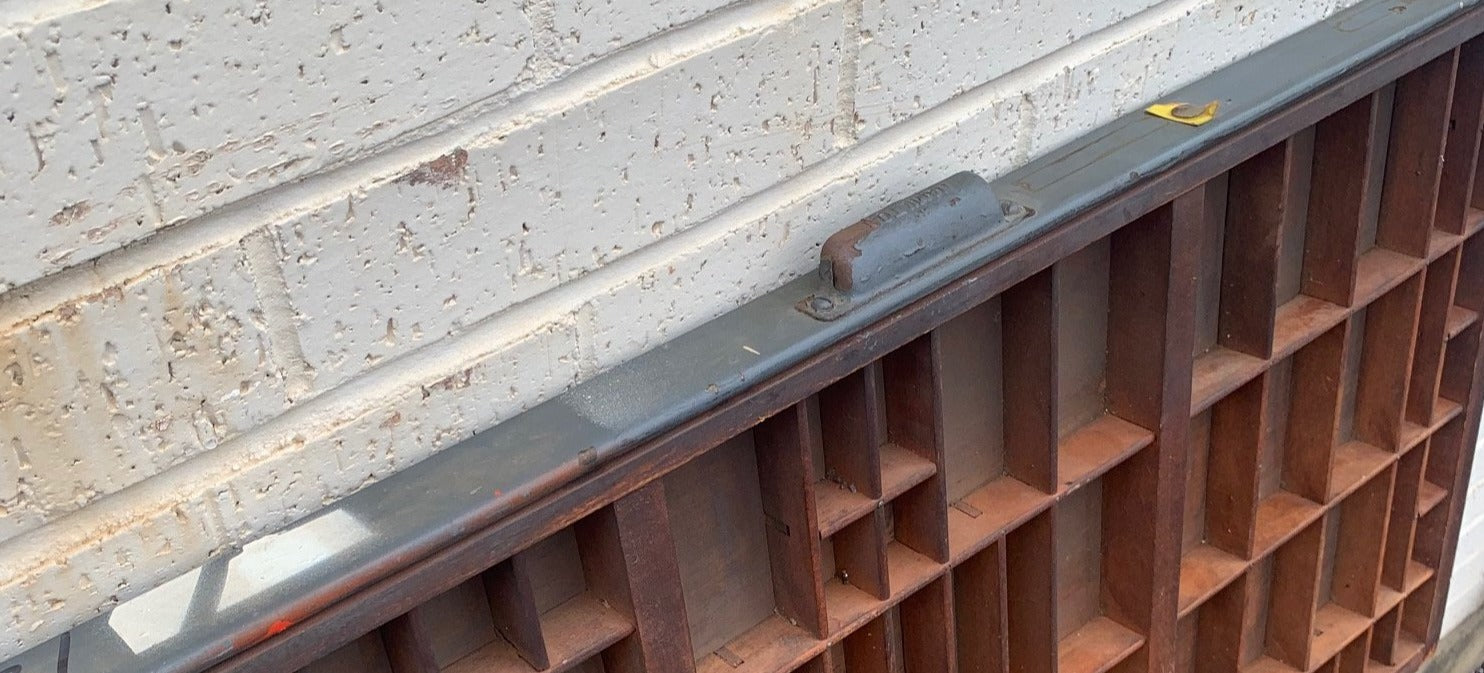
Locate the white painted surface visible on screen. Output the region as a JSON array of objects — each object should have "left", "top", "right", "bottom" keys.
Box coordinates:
[{"left": 0, "top": 0, "right": 1370, "bottom": 657}]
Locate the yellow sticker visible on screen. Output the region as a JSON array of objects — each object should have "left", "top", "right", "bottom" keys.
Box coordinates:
[{"left": 1145, "top": 100, "right": 1220, "bottom": 127}]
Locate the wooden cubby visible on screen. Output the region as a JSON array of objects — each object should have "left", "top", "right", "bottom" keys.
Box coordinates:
[
  {"left": 282, "top": 29, "right": 1484, "bottom": 673},
  {"left": 299, "top": 486, "right": 686, "bottom": 673}
]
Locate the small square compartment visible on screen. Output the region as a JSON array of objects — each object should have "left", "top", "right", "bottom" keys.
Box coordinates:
[
  {"left": 1052, "top": 465, "right": 1148, "bottom": 673},
  {"left": 663, "top": 429, "right": 824, "bottom": 673}
]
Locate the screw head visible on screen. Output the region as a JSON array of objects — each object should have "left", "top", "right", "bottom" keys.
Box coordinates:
[{"left": 808, "top": 296, "right": 835, "bottom": 312}]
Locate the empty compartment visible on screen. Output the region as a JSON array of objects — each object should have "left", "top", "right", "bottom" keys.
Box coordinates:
[
  {"left": 665, "top": 428, "right": 828, "bottom": 673},
  {"left": 1178, "top": 409, "right": 1250, "bottom": 615},
  {"left": 1053, "top": 460, "right": 1149, "bottom": 673},
  {"left": 442, "top": 512, "right": 640, "bottom": 673}
]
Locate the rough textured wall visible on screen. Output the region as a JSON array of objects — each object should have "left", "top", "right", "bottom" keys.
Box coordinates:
[{"left": 0, "top": 0, "right": 1367, "bottom": 656}]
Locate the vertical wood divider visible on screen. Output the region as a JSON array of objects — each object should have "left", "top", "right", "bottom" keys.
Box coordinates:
[
  {"left": 1002, "top": 268, "right": 1059, "bottom": 494},
  {"left": 1404, "top": 579, "right": 1439, "bottom": 640},
  {"left": 1371, "top": 607, "right": 1405, "bottom": 666},
  {"left": 901, "top": 577, "right": 956, "bottom": 673},
  {"left": 1337, "top": 631, "right": 1371, "bottom": 673},
  {"left": 1283, "top": 322, "right": 1352, "bottom": 503},
  {"left": 1305, "top": 94, "right": 1382, "bottom": 306},
  {"left": 754, "top": 401, "right": 831, "bottom": 637},
  {"left": 1355, "top": 275, "right": 1425, "bottom": 451},
  {"left": 884, "top": 334, "right": 951, "bottom": 563},
  {"left": 1442, "top": 323, "right": 1483, "bottom": 404},
  {"left": 1105, "top": 192, "right": 1199, "bottom": 673},
  {"left": 1442, "top": 40, "right": 1484, "bottom": 232},
  {"left": 1332, "top": 468, "right": 1396, "bottom": 618},
  {"left": 581, "top": 482, "right": 696, "bottom": 673},
  {"left": 1221, "top": 140, "right": 1296, "bottom": 358},
  {"left": 1418, "top": 419, "right": 1468, "bottom": 568},
  {"left": 1194, "top": 573, "right": 1255, "bottom": 672},
  {"left": 954, "top": 542, "right": 1009, "bottom": 673},
  {"left": 481, "top": 552, "right": 550, "bottom": 669},
  {"left": 819, "top": 364, "right": 887, "bottom": 499},
  {"left": 1265, "top": 520, "right": 1325, "bottom": 670},
  {"left": 835, "top": 507, "right": 891, "bottom": 601},
  {"left": 1382, "top": 447, "right": 1427, "bottom": 592},
  {"left": 379, "top": 608, "right": 440, "bottom": 673},
  {"left": 1206, "top": 374, "right": 1270, "bottom": 558},
  {"left": 843, "top": 611, "right": 902, "bottom": 673},
  {"left": 1378, "top": 50, "right": 1459, "bottom": 256},
  {"left": 1456, "top": 236, "right": 1484, "bottom": 314},
  {"left": 1407, "top": 250, "right": 1462, "bottom": 425},
  {"left": 1007, "top": 511, "right": 1057, "bottom": 673}
]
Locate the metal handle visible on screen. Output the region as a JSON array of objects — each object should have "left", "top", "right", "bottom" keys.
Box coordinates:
[{"left": 798, "top": 171, "right": 1005, "bottom": 320}]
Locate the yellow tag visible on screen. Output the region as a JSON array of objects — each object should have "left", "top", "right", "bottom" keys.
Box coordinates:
[{"left": 1145, "top": 100, "right": 1220, "bottom": 127}]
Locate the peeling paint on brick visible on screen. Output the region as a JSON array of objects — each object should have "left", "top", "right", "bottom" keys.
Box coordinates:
[{"left": 395, "top": 149, "right": 470, "bottom": 190}]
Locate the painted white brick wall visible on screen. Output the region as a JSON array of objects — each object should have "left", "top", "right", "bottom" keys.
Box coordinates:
[{"left": 0, "top": 0, "right": 1369, "bottom": 657}]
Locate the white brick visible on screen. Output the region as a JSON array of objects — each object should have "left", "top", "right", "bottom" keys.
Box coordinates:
[
  {"left": 551, "top": 0, "right": 738, "bottom": 64},
  {"left": 274, "top": 2, "right": 844, "bottom": 390},
  {"left": 0, "top": 0, "right": 533, "bottom": 291},
  {"left": 0, "top": 31, "right": 162, "bottom": 292},
  {"left": 854, "top": 0, "right": 1165, "bottom": 139},
  {"left": 0, "top": 241, "right": 292, "bottom": 543}
]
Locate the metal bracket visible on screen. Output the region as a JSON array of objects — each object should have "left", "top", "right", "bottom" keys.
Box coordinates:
[{"left": 797, "top": 172, "right": 1009, "bottom": 320}]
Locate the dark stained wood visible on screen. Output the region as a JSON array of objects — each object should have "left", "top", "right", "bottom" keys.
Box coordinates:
[
  {"left": 379, "top": 609, "right": 439, "bottom": 673},
  {"left": 1442, "top": 322, "right": 1483, "bottom": 404},
  {"left": 1382, "top": 448, "right": 1427, "bottom": 593},
  {"left": 819, "top": 364, "right": 887, "bottom": 499},
  {"left": 1305, "top": 93, "right": 1383, "bottom": 303},
  {"left": 663, "top": 435, "right": 775, "bottom": 659},
  {"left": 1378, "top": 51, "right": 1459, "bottom": 256},
  {"left": 1372, "top": 607, "right": 1406, "bottom": 666},
  {"left": 1407, "top": 251, "right": 1462, "bottom": 425},
  {"left": 1264, "top": 520, "right": 1324, "bottom": 670},
  {"left": 1006, "top": 512, "right": 1056, "bottom": 673},
  {"left": 1404, "top": 578, "right": 1439, "bottom": 642},
  {"left": 953, "top": 543, "right": 1008, "bottom": 673},
  {"left": 1355, "top": 276, "right": 1425, "bottom": 451},
  {"left": 842, "top": 611, "right": 901, "bottom": 673},
  {"left": 1442, "top": 40, "right": 1484, "bottom": 232},
  {"left": 1001, "top": 268, "right": 1059, "bottom": 494},
  {"left": 834, "top": 507, "right": 891, "bottom": 602},
  {"left": 901, "top": 577, "right": 955, "bottom": 673},
  {"left": 1193, "top": 576, "right": 1249, "bottom": 673},
  {"left": 581, "top": 483, "right": 696, "bottom": 673},
  {"left": 1457, "top": 235, "right": 1484, "bottom": 314},
  {"left": 1221, "top": 140, "right": 1297, "bottom": 359},
  {"left": 480, "top": 554, "right": 549, "bottom": 669},
  {"left": 1104, "top": 192, "right": 1199, "bottom": 673},
  {"left": 1206, "top": 375, "right": 1269, "bottom": 558},
  {"left": 1283, "top": 322, "right": 1352, "bottom": 503},
  {"left": 754, "top": 402, "right": 831, "bottom": 638},
  {"left": 883, "top": 335, "right": 951, "bottom": 564},
  {"left": 1416, "top": 419, "right": 1467, "bottom": 571},
  {"left": 1305, "top": 95, "right": 1383, "bottom": 305},
  {"left": 1331, "top": 468, "right": 1395, "bottom": 618}
]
